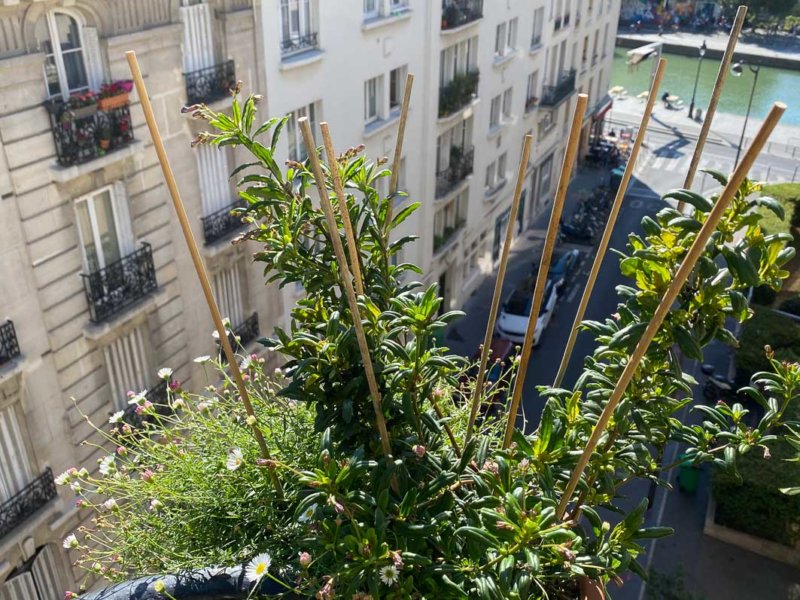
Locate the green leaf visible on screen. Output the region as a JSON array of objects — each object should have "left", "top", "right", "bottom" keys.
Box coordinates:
[
  {"left": 662, "top": 189, "right": 713, "bottom": 213},
  {"left": 699, "top": 168, "right": 728, "bottom": 187}
]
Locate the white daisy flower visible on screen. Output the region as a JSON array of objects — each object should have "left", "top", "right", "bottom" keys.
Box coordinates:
[
  {"left": 194, "top": 355, "right": 211, "bottom": 364},
  {"left": 150, "top": 498, "right": 163, "bottom": 512},
  {"left": 63, "top": 534, "right": 79, "bottom": 549},
  {"left": 109, "top": 411, "right": 125, "bottom": 424},
  {"left": 298, "top": 503, "right": 318, "bottom": 523},
  {"left": 379, "top": 565, "right": 399, "bottom": 586},
  {"left": 103, "top": 498, "right": 118, "bottom": 511},
  {"left": 55, "top": 471, "right": 71, "bottom": 486},
  {"left": 70, "top": 481, "right": 82, "bottom": 493},
  {"left": 127, "top": 391, "right": 146, "bottom": 405},
  {"left": 245, "top": 552, "right": 272, "bottom": 582},
  {"left": 239, "top": 356, "right": 252, "bottom": 371},
  {"left": 157, "top": 367, "right": 173, "bottom": 380},
  {"left": 98, "top": 455, "right": 116, "bottom": 476},
  {"left": 226, "top": 448, "right": 244, "bottom": 471}
]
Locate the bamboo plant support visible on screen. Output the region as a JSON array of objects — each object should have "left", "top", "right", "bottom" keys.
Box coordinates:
[
  {"left": 298, "top": 117, "right": 395, "bottom": 463},
  {"left": 320, "top": 123, "right": 365, "bottom": 296},
  {"left": 555, "top": 102, "right": 786, "bottom": 520},
  {"left": 465, "top": 135, "right": 533, "bottom": 444},
  {"left": 679, "top": 5, "right": 747, "bottom": 208},
  {"left": 387, "top": 73, "right": 415, "bottom": 224},
  {"left": 552, "top": 59, "right": 667, "bottom": 388},
  {"left": 502, "top": 94, "right": 589, "bottom": 450},
  {"left": 125, "top": 52, "right": 280, "bottom": 487}
]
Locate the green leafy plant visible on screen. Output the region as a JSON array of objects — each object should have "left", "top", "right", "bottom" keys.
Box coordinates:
[{"left": 66, "top": 92, "right": 800, "bottom": 599}]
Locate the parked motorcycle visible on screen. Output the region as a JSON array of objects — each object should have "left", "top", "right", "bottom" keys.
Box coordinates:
[{"left": 700, "top": 363, "right": 736, "bottom": 402}]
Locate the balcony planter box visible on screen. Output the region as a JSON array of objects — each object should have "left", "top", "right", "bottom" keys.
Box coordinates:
[{"left": 98, "top": 92, "right": 129, "bottom": 111}]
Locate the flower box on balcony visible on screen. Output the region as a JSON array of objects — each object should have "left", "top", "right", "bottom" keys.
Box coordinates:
[{"left": 98, "top": 92, "right": 130, "bottom": 111}]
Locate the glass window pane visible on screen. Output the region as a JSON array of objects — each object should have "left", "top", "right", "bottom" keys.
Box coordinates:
[
  {"left": 76, "top": 201, "right": 99, "bottom": 272},
  {"left": 62, "top": 48, "right": 88, "bottom": 92},
  {"left": 44, "top": 55, "right": 60, "bottom": 98},
  {"left": 54, "top": 13, "right": 82, "bottom": 51},
  {"left": 34, "top": 18, "right": 53, "bottom": 54},
  {"left": 94, "top": 191, "right": 121, "bottom": 266}
]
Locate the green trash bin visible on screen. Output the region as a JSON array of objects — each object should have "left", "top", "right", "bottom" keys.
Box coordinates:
[{"left": 676, "top": 453, "right": 700, "bottom": 494}]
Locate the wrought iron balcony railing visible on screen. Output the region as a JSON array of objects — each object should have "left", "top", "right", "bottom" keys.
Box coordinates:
[
  {"left": 121, "top": 380, "right": 172, "bottom": 429},
  {"left": 433, "top": 218, "right": 466, "bottom": 254},
  {"left": 435, "top": 146, "right": 474, "bottom": 198},
  {"left": 81, "top": 243, "right": 158, "bottom": 323},
  {"left": 202, "top": 199, "right": 247, "bottom": 245},
  {"left": 0, "top": 320, "right": 20, "bottom": 366},
  {"left": 45, "top": 99, "right": 134, "bottom": 168},
  {"left": 438, "top": 69, "right": 479, "bottom": 118},
  {"left": 540, "top": 69, "right": 576, "bottom": 107},
  {"left": 441, "top": 0, "right": 483, "bottom": 30},
  {"left": 0, "top": 468, "right": 57, "bottom": 540},
  {"left": 280, "top": 32, "right": 319, "bottom": 56},
  {"left": 184, "top": 60, "right": 236, "bottom": 105},
  {"left": 219, "top": 312, "right": 261, "bottom": 363}
]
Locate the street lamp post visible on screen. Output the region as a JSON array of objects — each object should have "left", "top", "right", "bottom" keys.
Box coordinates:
[
  {"left": 688, "top": 40, "right": 707, "bottom": 119},
  {"left": 730, "top": 60, "right": 761, "bottom": 168}
]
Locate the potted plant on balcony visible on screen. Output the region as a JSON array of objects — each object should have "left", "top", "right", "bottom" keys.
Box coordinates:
[
  {"left": 54, "top": 91, "right": 98, "bottom": 121},
  {"left": 97, "top": 123, "right": 112, "bottom": 152},
  {"left": 64, "top": 94, "right": 799, "bottom": 600},
  {"left": 98, "top": 80, "right": 131, "bottom": 111}
]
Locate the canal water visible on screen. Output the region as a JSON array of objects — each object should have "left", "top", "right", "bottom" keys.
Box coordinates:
[{"left": 611, "top": 47, "right": 800, "bottom": 126}]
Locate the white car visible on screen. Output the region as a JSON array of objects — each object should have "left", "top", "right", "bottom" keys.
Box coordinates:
[{"left": 495, "top": 278, "right": 558, "bottom": 345}]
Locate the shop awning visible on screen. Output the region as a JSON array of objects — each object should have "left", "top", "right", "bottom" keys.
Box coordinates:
[{"left": 592, "top": 95, "right": 613, "bottom": 121}]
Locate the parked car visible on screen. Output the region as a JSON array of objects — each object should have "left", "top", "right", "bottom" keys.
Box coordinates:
[
  {"left": 548, "top": 248, "right": 581, "bottom": 290},
  {"left": 495, "top": 278, "right": 558, "bottom": 345},
  {"left": 460, "top": 337, "right": 516, "bottom": 414}
]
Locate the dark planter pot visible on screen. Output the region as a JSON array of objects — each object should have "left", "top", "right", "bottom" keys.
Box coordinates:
[{"left": 79, "top": 566, "right": 297, "bottom": 600}]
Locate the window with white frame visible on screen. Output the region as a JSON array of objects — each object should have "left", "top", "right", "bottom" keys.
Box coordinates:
[
  {"left": 279, "top": 0, "right": 314, "bottom": 54},
  {"left": 104, "top": 324, "right": 152, "bottom": 410},
  {"left": 489, "top": 95, "right": 501, "bottom": 129},
  {"left": 196, "top": 145, "right": 233, "bottom": 217},
  {"left": 389, "top": 65, "right": 407, "bottom": 112},
  {"left": 363, "top": 0, "right": 379, "bottom": 18},
  {"left": 436, "top": 117, "right": 473, "bottom": 172},
  {"left": 486, "top": 154, "right": 507, "bottom": 192},
  {"left": 75, "top": 184, "right": 135, "bottom": 274},
  {"left": 286, "top": 101, "right": 320, "bottom": 162},
  {"left": 1, "top": 545, "right": 64, "bottom": 600},
  {"left": 539, "top": 154, "right": 554, "bottom": 198},
  {"left": 439, "top": 37, "right": 478, "bottom": 87},
  {"left": 497, "top": 152, "right": 507, "bottom": 183},
  {"left": 502, "top": 87, "right": 513, "bottom": 119},
  {"left": 213, "top": 259, "right": 246, "bottom": 329},
  {"left": 34, "top": 10, "right": 104, "bottom": 99},
  {"left": 507, "top": 18, "right": 518, "bottom": 50},
  {"left": 602, "top": 23, "right": 609, "bottom": 56},
  {"left": 592, "top": 29, "right": 599, "bottom": 62},
  {"left": 532, "top": 7, "right": 545, "bottom": 46},
  {"left": 526, "top": 71, "right": 539, "bottom": 108},
  {"left": 0, "top": 403, "right": 33, "bottom": 504},
  {"left": 494, "top": 22, "right": 506, "bottom": 57},
  {"left": 433, "top": 189, "right": 466, "bottom": 248},
  {"left": 364, "top": 75, "right": 383, "bottom": 125}
]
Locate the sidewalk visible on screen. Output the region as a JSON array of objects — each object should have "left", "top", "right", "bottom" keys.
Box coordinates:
[{"left": 617, "top": 29, "right": 800, "bottom": 66}]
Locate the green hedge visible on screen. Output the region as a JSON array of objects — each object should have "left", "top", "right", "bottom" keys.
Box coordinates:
[{"left": 717, "top": 308, "right": 800, "bottom": 547}]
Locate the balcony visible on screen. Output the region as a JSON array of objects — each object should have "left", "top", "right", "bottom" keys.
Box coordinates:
[
  {"left": 0, "top": 320, "right": 20, "bottom": 367},
  {"left": 433, "top": 218, "right": 466, "bottom": 254},
  {"left": 81, "top": 243, "right": 158, "bottom": 324},
  {"left": 441, "top": 0, "right": 482, "bottom": 30},
  {"left": 280, "top": 33, "right": 319, "bottom": 57},
  {"left": 122, "top": 380, "right": 172, "bottom": 429},
  {"left": 540, "top": 69, "right": 576, "bottom": 107},
  {"left": 202, "top": 199, "right": 247, "bottom": 245},
  {"left": 219, "top": 312, "right": 261, "bottom": 363},
  {"left": 0, "top": 468, "right": 57, "bottom": 541},
  {"left": 184, "top": 60, "right": 236, "bottom": 105},
  {"left": 438, "top": 70, "right": 479, "bottom": 118},
  {"left": 45, "top": 98, "right": 134, "bottom": 168},
  {"left": 435, "top": 146, "right": 474, "bottom": 198}
]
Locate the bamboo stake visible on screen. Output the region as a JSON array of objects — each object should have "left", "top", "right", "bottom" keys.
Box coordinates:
[
  {"left": 679, "top": 5, "right": 747, "bottom": 207},
  {"left": 556, "top": 102, "right": 786, "bottom": 520},
  {"left": 553, "top": 59, "right": 667, "bottom": 388},
  {"left": 502, "top": 94, "right": 589, "bottom": 449},
  {"left": 320, "top": 122, "right": 364, "bottom": 296},
  {"left": 126, "top": 52, "right": 282, "bottom": 494},
  {"left": 298, "top": 117, "right": 395, "bottom": 463},
  {"left": 465, "top": 135, "right": 533, "bottom": 444},
  {"left": 387, "top": 73, "right": 414, "bottom": 223}
]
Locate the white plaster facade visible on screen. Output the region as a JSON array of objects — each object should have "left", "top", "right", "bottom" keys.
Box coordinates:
[{"left": 0, "top": 0, "right": 619, "bottom": 596}]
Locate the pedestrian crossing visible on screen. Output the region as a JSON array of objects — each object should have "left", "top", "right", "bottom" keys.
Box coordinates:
[{"left": 633, "top": 150, "right": 797, "bottom": 185}]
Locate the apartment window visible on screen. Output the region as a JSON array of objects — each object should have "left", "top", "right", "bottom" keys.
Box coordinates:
[
  {"left": 104, "top": 325, "right": 152, "bottom": 410},
  {"left": 280, "top": 0, "right": 314, "bottom": 54},
  {"left": 34, "top": 11, "right": 90, "bottom": 99},
  {"left": 502, "top": 87, "right": 513, "bottom": 119},
  {"left": 2, "top": 545, "right": 64, "bottom": 600},
  {"left": 364, "top": 75, "right": 383, "bottom": 124},
  {"left": 494, "top": 22, "right": 507, "bottom": 56},
  {"left": 531, "top": 7, "right": 545, "bottom": 46},
  {"left": 214, "top": 260, "right": 246, "bottom": 329},
  {"left": 492, "top": 207, "right": 511, "bottom": 261},
  {"left": 0, "top": 404, "right": 33, "bottom": 503},
  {"left": 286, "top": 101, "right": 319, "bottom": 162},
  {"left": 75, "top": 184, "right": 135, "bottom": 274},
  {"left": 507, "top": 18, "right": 518, "bottom": 49},
  {"left": 497, "top": 152, "right": 507, "bottom": 182},
  {"left": 363, "top": 0, "right": 379, "bottom": 18},
  {"left": 485, "top": 161, "right": 496, "bottom": 190},
  {"left": 592, "top": 29, "right": 599, "bottom": 63},
  {"left": 539, "top": 154, "right": 554, "bottom": 198},
  {"left": 440, "top": 37, "right": 478, "bottom": 87},
  {"left": 389, "top": 65, "right": 407, "bottom": 112},
  {"left": 197, "top": 145, "right": 233, "bottom": 217},
  {"left": 581, "top": 36, "right": 588, "bottom": 63},
  {"left": 489, "top": 95, "right": 501, "bottom": 129},
  {"left": 436, "top": 117, "right": 473, "bottom": 172},
  {"left": 526, "top": 71, "right": 539, "bottom": 108},
  {"left": 602, "top": 23, "right": 609, "bottom": 56}
]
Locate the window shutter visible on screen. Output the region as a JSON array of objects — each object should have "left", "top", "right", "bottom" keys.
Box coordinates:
[
  {"left": 112, "top": 181, "right": 135, "bottom": 256},
  {"left": 31, "top": 545, "right": 62, "bottom": 600},
  {"left": 0, "top": 572, "right": 38, "bottom": 600},
  {"left": 0, "top": 404, "right": 33, "bottom": 502},
  {"left": 180, "top": 2, "right": 215, "bottom": 72},
  {"left": 82, "top": 27, "right": 105, "bottom": 91}
]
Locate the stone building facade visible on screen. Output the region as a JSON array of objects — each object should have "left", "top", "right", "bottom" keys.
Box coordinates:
[{"left": 0, "top": 0, "right": 619, "bottom": 596}]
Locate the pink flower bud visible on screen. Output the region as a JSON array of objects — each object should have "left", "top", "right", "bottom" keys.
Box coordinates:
[
  {"left": 298, "top": 551, "right": 312, "bottom": 568},
  {"left": 413, "top": 445, "right": 426, "bottom": 458}
]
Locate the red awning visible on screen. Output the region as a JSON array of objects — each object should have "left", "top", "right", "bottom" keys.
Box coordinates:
[{"left": 592, "top": 98, "right": 613, "bottom": 121}]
